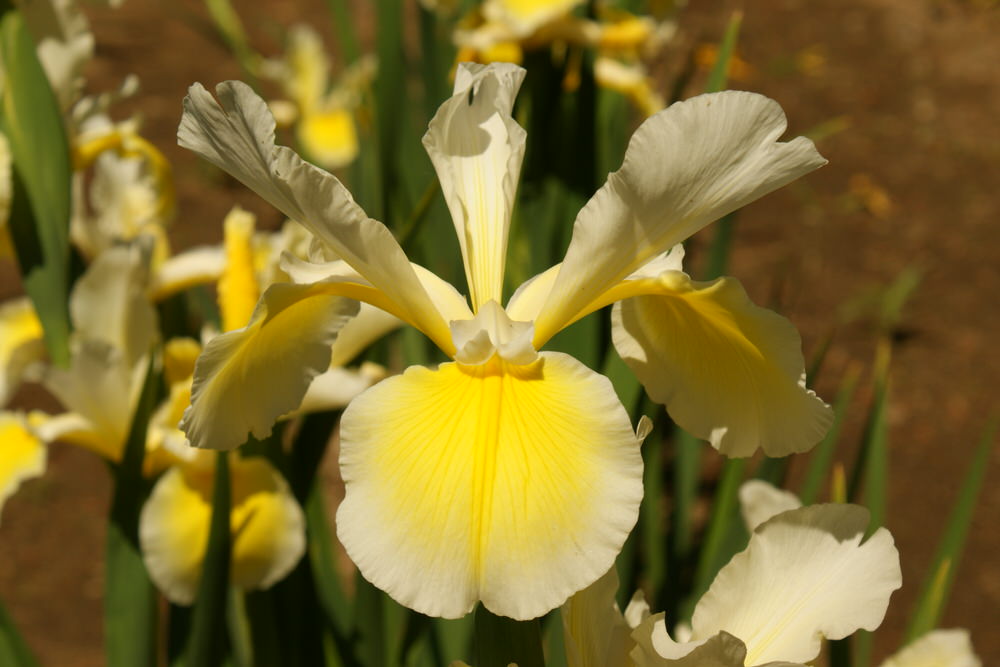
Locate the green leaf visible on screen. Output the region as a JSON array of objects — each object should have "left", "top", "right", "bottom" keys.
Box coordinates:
[
  {"left": 203, "top": 0, "right": 259, "bottom": 84},
  {"left": 704, "top": 11, "right": 743, "bottom": 94},
  {"left": 473, "top": 606, "right": 544, "bottom": 667},
  {"left": 0, "top": 599, "right": 38, "bottom": 667},
  {"left": 186, "top": 452, "right": 232, "bottom": 667},
  {"left": 905, "top": 416, "right": 998, "bottom": 642},
  {"left": 800, "top": 364, "right": 862, "bottom": 504},
  {"left": 105, "top": 357, "right": 160, "bottom": 667},
  {"left": 0, "top": 5, "right": 73, "bottom": 367},
  {"left": 664, "top": 427, "right": 701, "bottom": 619}
]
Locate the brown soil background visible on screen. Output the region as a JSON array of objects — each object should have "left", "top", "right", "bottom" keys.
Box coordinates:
[{"left": 1, "top": 0, "right": 998, "bottom": 665}]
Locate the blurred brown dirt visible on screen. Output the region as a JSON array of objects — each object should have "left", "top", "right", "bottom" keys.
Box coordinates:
[{"left": 1, "top": 0, "right": 998, "bottom": 665}]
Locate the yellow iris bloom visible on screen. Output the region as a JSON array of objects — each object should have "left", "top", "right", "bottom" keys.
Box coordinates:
[{"left": 178, "top": 62, "right": 831, "bottom": 619}]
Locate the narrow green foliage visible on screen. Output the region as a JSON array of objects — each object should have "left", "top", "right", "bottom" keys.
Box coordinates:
[
  {"left": 847, "top": 341, "right": 891, "bottom": 527},
  {"left": 683, "top": 457, "right": 747, "bottom": 621},
  {"left": 187, "top": 453, "right": 232, "bottom": 667},
  {"left": 0, "top": 5, "right": 73, "bottom": 367},
  {"left": 668, "top": 427, "right": 701, "bottom": 571},
  {"left": 226, "top": 589, "right": 253, "bottom": 667},
  {"left": 105, "top": 358, "right": 160, "bottom": 667},
  {"left": 800, "top": 365, "right": 862, "bottom": 504},
  {"left": 435, "top": 615, "right": 474, "bottom": 665},
  {"left": 373, "top": 0, "right": 405, "bottom": 224},
  {"left": 906, "top": 416, "right": 997, "bottom": 642},
  {"left": 324, "top": 0, "right": 360, "bottom": 63},
  {"left": 203, "top": 0, "right": 259, "bottom": 84},
  {"left": 354, "top": 575, "right": 387, "bottom": 667},
  {"left": 640, "top": 415, "right": 666, "bottom": 606},
  {"left": 473, "top": 607, "right": 544, "bottom": 667},
  {"left": 0, "top": 599, "right": 38, "bottom": 667},
  {"left": 704, "top": 11, "right": 743, "bottom": 94}
]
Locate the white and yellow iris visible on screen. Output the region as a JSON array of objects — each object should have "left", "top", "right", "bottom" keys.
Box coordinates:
[
  {"left": 178, "top": 62, "right": 832, "bottom": 619},
  {"left": 562, "top": 499, "right": 902, "bottom": 667}
]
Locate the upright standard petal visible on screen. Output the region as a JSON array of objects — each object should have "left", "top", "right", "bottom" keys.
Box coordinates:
[
  {"left": 139, "top": 456, "right": 305, "bottom": 605},
  {"left": 561, "top": 567, "right": 635, "bottom": 667},
  {"left": 0, "top": 413, "right": 46, "bottom": 524},
  {"left": 180, "top": 281, "right": 359, "bottom": 451},
  {"left": 178, "top": 81, "right": 452, "bottom": 350},
  {"left": 337, "top": 353, "right": 644, "bottom": 620},
  {"left": 668, "top": 504, "right": 901, "bottom": 666},
  {"left": 738, "top": 479, "right": 802, "bottom": 532},
  {"left": 533, "top": 91, "right": 826, "bottom": 345},
  {"left": 611, "top": 271, "right": 831, "bottom": 457},
  {"left": 423, "top": 62, "right": 526, "bottom": 310}
]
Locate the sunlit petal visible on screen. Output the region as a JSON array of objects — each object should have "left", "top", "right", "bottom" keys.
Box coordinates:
[
  {"left": 337, "top": 352, "right": 644, "bottom": 619},
  {"left": 295, "top": 363, "right": 385, "bottom": 414},
  {"left": 179, "top": 81, "right": 452, "bottom": 349},
  {"left": 423, "top": 62, "right": 526, "bottom": 309},
  {"left": 0, "top": 412, "right": 46, "bottom": 524},
  {"left": 879, "top": 629, "right": 981, "bottom": 667},
  {"left": 328, "top": 303, "right": 401, "bottom": 368},
  {"left": 534, "top": 91, "right": 826, "bottom": 345},
  {"left": 139, "top": 456, "right": 305, "bottom": 605},
  {"left": 561, "top": 566, "right": 633, "bottom": 667},
  {"left": 738, "top": 479, "right": 802, "bottom": 532},
  {"left": 0, "top": 298, "right": 46, "bottom": 407},
  {"left": 149, "top": 245, "right": 226, "bottom": 301},
  {"left": 611, "top": 271, "right": 831, "bottom": 457},
  {"left": 483, "top": 0, "right": 583, "bottom": 38},
  {"left": 689, "top": 504, "right": 901, "bottom": 665},
  {"left": 180, "top": 280, "right": 360, "bottom": 451},
  {"left": 218, "top": 206, "right": 261, "bottom": 331}
]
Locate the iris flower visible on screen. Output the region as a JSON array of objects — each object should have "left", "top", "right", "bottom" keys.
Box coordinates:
[{"left": 178, "top": 62, "right": 831, "bottom": 619}]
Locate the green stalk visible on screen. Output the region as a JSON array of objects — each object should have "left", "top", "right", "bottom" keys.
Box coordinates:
[{"left": 473, "top": 607, "right": 544, "bottom": 667}]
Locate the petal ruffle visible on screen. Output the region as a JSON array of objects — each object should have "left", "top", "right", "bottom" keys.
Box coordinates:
[
  {"left": 179, "top": 81, "right": 452, "bottom": 350},
  {"left": 180, "top": 280, "right": 359, "bottom": 450},
  {"left": 139, "top": 456, "right": 305, "bottom": 605},
  {"left": 686, "top": 504, "right": 901, "bottom": 665},
  {"left": 533, "top": 91, "right": 826, "bottom": 346},
  {"left": 423, "top": 62, "right": 526, "bottom": 309},
  {"left": 337, "top": 352, "right": 644, "bottom": 619},
  {"left": 611, "top": 271, "right": 831, "bottom": 457}
]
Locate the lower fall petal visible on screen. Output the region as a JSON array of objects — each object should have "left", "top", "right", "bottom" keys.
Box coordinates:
[
  {"left": 337, "top": 352, "right": 644, "bottom": 620},
  {"left": 0, "top": 412, "right": 46, "bottom": 524},
  {"left": 612, "top": 271, "right": 831, "bottom": 457}
]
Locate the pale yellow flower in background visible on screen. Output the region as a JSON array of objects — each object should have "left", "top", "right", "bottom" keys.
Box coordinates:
[
  {"left": 0, "top": 412, "right": 46, "bottom": 525},
  {"left": 178, "top": 61, "right": 831, "bottom": 619},
  {"left": 631, "top": 504, "right": 902, "bottom": 666},
  {"left": 879, "top": 629, "right": 981, "bottom": 667},
  {"left": 263, "top": 25, "right": 375, "bottom": 170}
]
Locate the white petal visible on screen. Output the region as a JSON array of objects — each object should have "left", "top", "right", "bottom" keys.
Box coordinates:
[
  {"left": 533, "top": 91, "right": 826, "bottom": 345},
  {"left": 423, "top": 62, "right": 526, "bottom": 309},
  {"left": 689, "top": 504, "right": 901, "bottom": 665},
  {"left": 738, "top": 480, "right": 802, "bottom": 533},
  {"left": 879, "top": 629, "right": 981, "bottom": 667},
  {"left": 179, "top": 82, "right": 453, "bottom": 351},
  {"left": 149, "top": 245, "right": 227, "bottom": 300}
]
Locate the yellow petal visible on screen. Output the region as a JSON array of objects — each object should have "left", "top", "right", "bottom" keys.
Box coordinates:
[
  {"left": 484, "top": 0, "right": 583, "bottom": 37},
  {"left": 0, "top": 412, "right": 46, "bottom": 525},
  {"left": 611, "top": 271, "right": 831, "bottom": 457},
  {"left": 337, "top": 352, "right": 644, "bottom": 619},
  {"left": 0, "top": 298, "right": 45, "bottom": 406},
  {"left": 180, "top": 280, "right": 360, "bottom": 451},
  {"left": 297, "top": 108, "right": 359, "bottom": 170},
  {"left": 139, "top": 456, "right": 305, "bottom": 605},
  {"left": 218, "top": 206, "right": 260, "bottom": 332}
]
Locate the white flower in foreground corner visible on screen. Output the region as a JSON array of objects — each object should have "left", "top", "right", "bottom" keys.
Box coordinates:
[
  {"left": 631, "top": 504, "right": 902, "bottom": 666},
  {"left": 880, "top": 629, "right": 981, "bottom": 667},
  {"left": 177, "top": 62, "right": 830, "bottom": 619}
]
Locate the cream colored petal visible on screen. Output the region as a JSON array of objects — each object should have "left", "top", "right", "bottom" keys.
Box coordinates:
[
  {"left": 483, "top": 0, "right": 583, "bottom": 37},
  {"left": 328, "top": 303, "right": 401, "bottom": 368},
  {"left": 561, "top": 566, "right": 633, "bottom": 667},
  {"left": 180, "top": 280, "right": 360, "bottom": 451},
  {"left": 0, "top": 412, "right": 46, "bottom": 525},
  {"left": 139, "top": 456, "right": 305, "bottom": 605},
  {"left": 689, "top": 504, "right": 901, "bottom": 665},
  {"left": 423, "top": 62, "right": 526, "bottom": 310},
  {"left": 150, "top": 245, "right": 226, "bottom": 301},
  {"left": 611, "top": 271, "right": 831, "bottom": 457},
  {"left": 879, "top": 629, "right": 981, "bottom": 667},
  {"left": 70, "top": 241, "right": 158, "bottom": 368},
  {"left": 738, "top": 480, "right": 802, "bottom": 533},
  {"left": 631, "top": 626, "right": 804, "bottom": 667},
  {"left": 179, "top": 82, "right": 452, "bottom": 351},
  {"left": 533, "top": 91, "right": 826, "bottom": 346},
  {"left": 22, "top": 0, "right": 94, "bottom": 111},
  {"left": 337, "top": 352, "right": 644, "bottom": 619},
  {"left": 0, "top": 298, "right": 46, "bottom": 407},
  {"left": 295, "top": 363, "right": 385, "bottom": 414}
]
